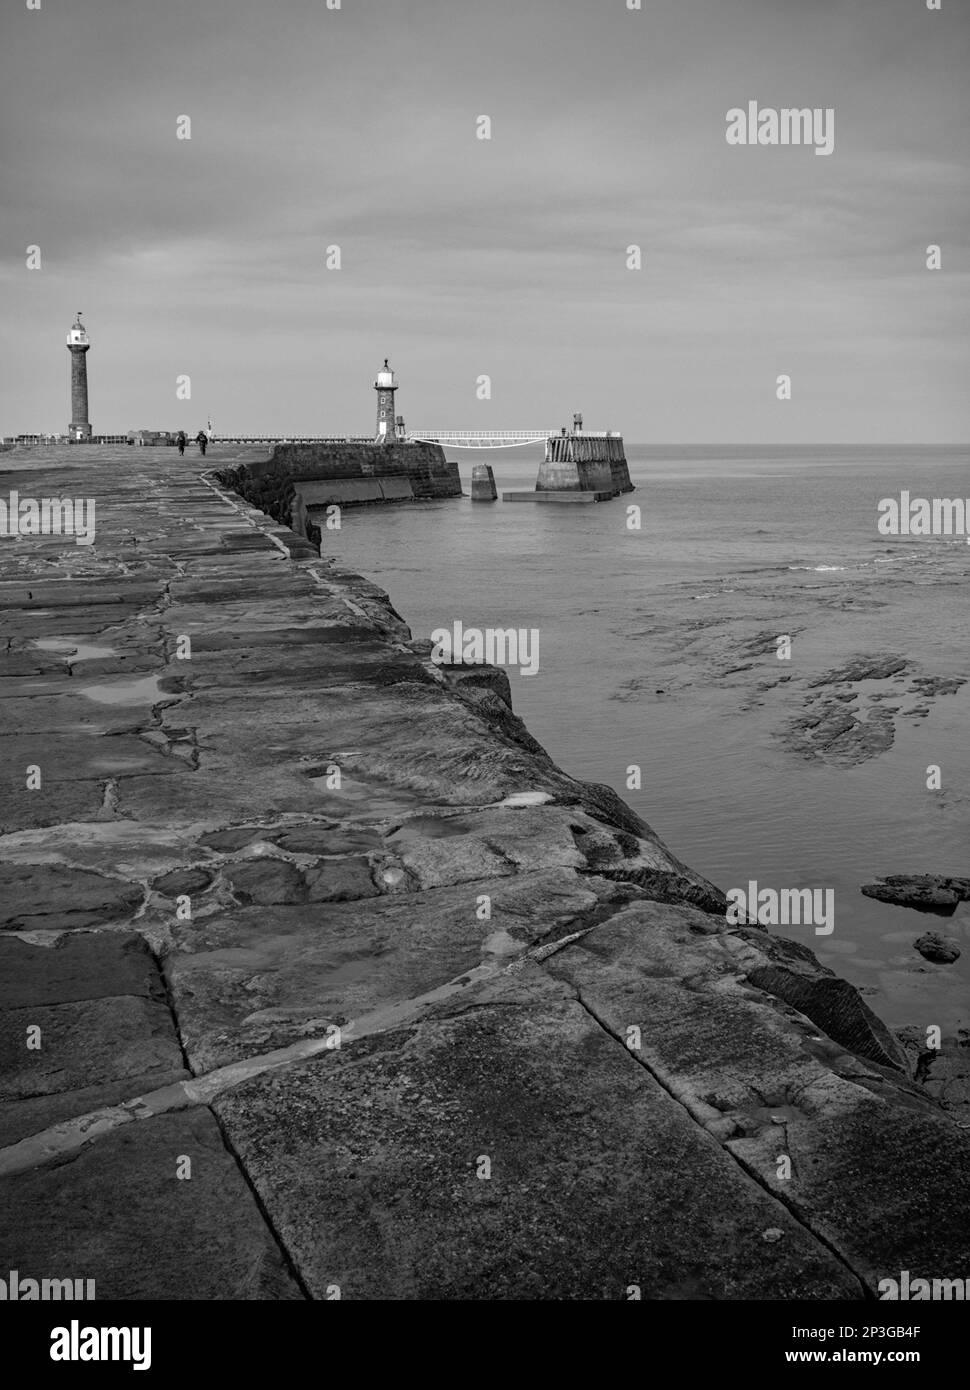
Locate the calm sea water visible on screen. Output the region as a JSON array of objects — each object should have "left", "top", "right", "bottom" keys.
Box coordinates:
[{"left": 322, "top": 446, "right": 970, "bottom": 1030}]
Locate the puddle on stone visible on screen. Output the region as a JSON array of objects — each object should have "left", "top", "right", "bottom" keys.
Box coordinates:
[
  {"left": 501, "top": 791, "right": 554, "bottom": 808},
  {"left": 316, "top": 955, "right": 388, "bottom": 988},
  {"left": 34, "top": 637, "right": 117, "bottom": 664},
  {"left": 307, "top": 773, "right": 421, "bottom": 818},
  {"left": 480, "top": 928, "right": 523, "bottom": 959},
  {"left": 77, "top": 674, "right": 174, "bottom": 705}
]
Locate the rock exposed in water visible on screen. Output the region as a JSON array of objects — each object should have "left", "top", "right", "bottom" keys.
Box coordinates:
[
  {"left": 785, "top": 701, "right": 895, "bottom": 767},
  {"left": 913, "top": 932, "right": 961, "bottom": 964},
  {"left": 909, "top": 676, "right": 966, "bottom": 698},
  {"left": 808, "top": 655, "right": 909, "bottom": 687},
  {"left": 781, "top": 655, "right": 963, "bottom": 769},
  {"left": 861, "top": 874, "right": 970, "bottom": 917}
]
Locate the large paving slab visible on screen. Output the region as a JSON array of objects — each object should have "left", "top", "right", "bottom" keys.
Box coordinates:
[
  {"left": 544, "top": 902, "right": 970, "bottom": 1288},
  {"left": 213, "top": 968, "right": 861, "bottom": 1301},
  {"left": 0, "top": 931, "right": 166, "bottom": 1011},
  {"left": 0, "top": 864, "right": 145, "bottom": 931},
  {"left": 0, "top": 930, "right": 190, "bottom": 1148},
  {"left": 0, "top": 996, "right": 185, "bottom": 1103},
  {"left": 0, "top": 1108, "right": 302, "bottom": 1300}
]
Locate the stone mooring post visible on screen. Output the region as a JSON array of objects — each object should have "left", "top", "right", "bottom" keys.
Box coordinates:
[{"left": 470, "top": 463, "right": 497, "bottom": 501}]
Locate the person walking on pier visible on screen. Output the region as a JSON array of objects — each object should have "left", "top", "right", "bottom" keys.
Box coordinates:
[
  {"left": 195, "top": 429, "right": 207, "bottom": 457},
  {"left": 176, "top": 430, "right": 187, "bottom": 456}
]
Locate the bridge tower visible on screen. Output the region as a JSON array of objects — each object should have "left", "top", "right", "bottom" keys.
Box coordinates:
[
  {"left": 66, "top": 312, "right": 92, "bottom": 441},
  {"left": 374, "top": 358, "right": 397, "bottom": 441}
]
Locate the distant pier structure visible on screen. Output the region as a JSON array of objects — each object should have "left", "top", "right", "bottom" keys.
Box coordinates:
[
  {"left": 512, "top": 421, "right": 634, "bottom": 503},
  {"left": 410, "top": 416, "right": 633, "bottom": 503},
  {"left": 66, "top": 313, "right": 92, "bottom": 441},
  {"left": 505, "top": 429, "right": 632, "bottom": 502}
]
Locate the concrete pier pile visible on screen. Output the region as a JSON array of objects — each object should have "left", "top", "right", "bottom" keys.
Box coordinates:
[{"left": 470, "top": 463, "right": 498, "bottom": 501}]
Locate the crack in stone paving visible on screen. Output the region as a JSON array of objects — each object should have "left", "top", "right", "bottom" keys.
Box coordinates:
[
  {"left": 204, "top": 1101, "right": 313, "bottom": 1300},
  {"left": 565, "top": 983, "right": 872, "bottom": 1300}
]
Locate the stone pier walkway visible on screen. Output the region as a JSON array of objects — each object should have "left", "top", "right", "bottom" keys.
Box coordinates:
[{"left": 0, "top": 446, "right": 968, "bottom": 1299}]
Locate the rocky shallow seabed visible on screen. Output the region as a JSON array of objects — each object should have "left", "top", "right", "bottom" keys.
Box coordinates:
[{"left": 0, "top": 445, "right": 968, "bottom": 1299}]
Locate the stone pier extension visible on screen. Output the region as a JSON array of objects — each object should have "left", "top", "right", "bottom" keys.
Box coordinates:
[
  {"left": 504, "top": 432, "right": 634, "bottom": 503},
  {"left": 0, "top": 445, "right": 968, "bottom": 1299}
]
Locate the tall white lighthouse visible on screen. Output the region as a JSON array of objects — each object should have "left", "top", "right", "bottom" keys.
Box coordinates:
[
  {"left": 66, "top": 313, "right": 92, "bottom": 441},
  {"left": 374, "top": 358, "right": 398, "bottom": 441}
]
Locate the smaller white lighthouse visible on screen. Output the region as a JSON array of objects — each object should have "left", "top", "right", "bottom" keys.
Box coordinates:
[{"left": 374, "top": 359, "right": 398, "bottom": 441}]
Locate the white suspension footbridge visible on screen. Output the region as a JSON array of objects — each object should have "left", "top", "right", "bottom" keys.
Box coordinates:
[
  {"left": 405, "top": 430, "right": 556, "bottom": 449},
  {"left": 405, "top": 429, "right": 621, "bottom": 449}
]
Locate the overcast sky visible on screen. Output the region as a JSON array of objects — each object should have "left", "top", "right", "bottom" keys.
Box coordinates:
[{"left": 1, "top": 0, "right": 968, "bottom": 441}]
